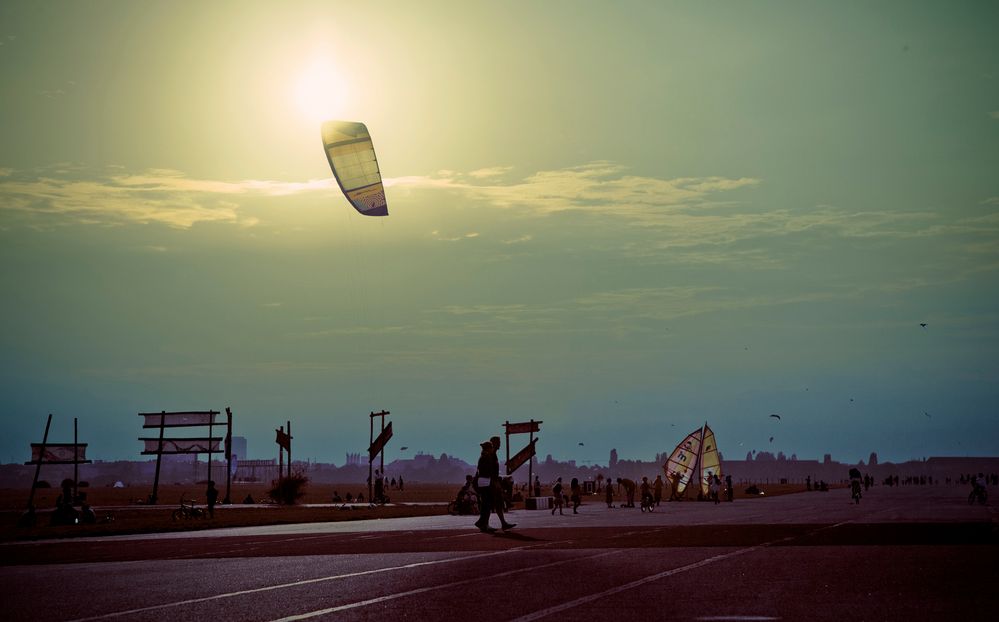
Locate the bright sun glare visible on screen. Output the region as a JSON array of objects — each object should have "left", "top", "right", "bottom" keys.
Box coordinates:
[{"left": 294, "top": 59, "right": 348, "bottom": 126}]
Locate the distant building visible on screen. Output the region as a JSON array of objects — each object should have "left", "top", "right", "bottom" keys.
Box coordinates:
[
  {"left": 230, "top": 436, "right": 247, "bottom": 461},
  {"left": 345, "top": 452, "right": 362, "bottom": 466}
]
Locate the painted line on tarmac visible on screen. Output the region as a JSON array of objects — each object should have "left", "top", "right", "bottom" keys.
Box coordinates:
[
  {"left": 63, "top": 545, "right": 546, "bottom": 622},
  {"left": 509, "top": 522, "right": 850, "bottom": 622},
  {"left": 696, "top": 617, "right": 780, "bottom": 621},
  {"left": 268, "top": 549, "right": 620, "bottom": 621}
]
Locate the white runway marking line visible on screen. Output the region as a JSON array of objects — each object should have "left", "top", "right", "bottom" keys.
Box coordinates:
[
  {"left": 63, "top": 546, "right": 534, "bottom": 622},
  {"left": 509, "top": 522, "right": 851, "bottom": 622},
  {"left": 697, "top": 617, "right": 780, "bottom": 621},
  {"left": 268, "top": 549, "right": 621, "bottom": 622}
]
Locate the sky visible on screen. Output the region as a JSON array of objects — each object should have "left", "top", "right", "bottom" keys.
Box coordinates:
[{"left": 1, "top": 1, "right": 998, "bottom": 467}]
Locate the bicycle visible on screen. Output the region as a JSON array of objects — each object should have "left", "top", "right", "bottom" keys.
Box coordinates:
[{"left": 172, "top": 494, "right": 207, "bottom": 520}]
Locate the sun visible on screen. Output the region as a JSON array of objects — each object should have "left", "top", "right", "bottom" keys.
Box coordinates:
[{"left": 293, "top": 58, "right": 349, "bottom": 126}]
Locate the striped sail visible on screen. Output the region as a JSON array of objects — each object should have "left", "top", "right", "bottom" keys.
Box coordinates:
[
  {"left": 699, "top": 425, "right": 722, "bottom": 497},
  {"left": 662, "top": 428, "right": 702, "bottom": 497}
]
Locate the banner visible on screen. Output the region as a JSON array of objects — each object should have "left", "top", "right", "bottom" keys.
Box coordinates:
[
  {"left": 368, "top": 421, "right": 393, "bottom": 460},
  {"left": 140, "top": 411, "right": 219, "bottom": 429},
  {"left": 504, "top": 420, "right": 541, "bottom": 435},
  {"left": 506, "top": 438, "right": 538, "bottom": 474},
  {"left": 26, "top": 443, "right": 90, "bottom": 465},
  {"left": 141, "top": 437, "right": 222, "bottom": 455},
  {"left": 275, "top": 428, "right": 292, "bottom": 451}
]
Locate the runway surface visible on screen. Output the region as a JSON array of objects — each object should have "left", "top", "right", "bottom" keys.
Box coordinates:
[{"left": 3, "top": 485, "right": 996, "bottom": 621}]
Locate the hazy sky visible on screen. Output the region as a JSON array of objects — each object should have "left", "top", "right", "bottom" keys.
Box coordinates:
[{"left": 2, "top": 1, "right": 998, "bottom": 467}]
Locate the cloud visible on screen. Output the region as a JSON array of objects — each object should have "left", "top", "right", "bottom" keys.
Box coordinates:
[
  {"left": 391, "top": 161, "right": 761, "bottom": 219},
  {"left": 0, "top": 167, "right": 336, "bottom": 228},
  {"left": 467, "top": 166, "right": 513, "bottom": 179},
  {"left": 990, "top": 111, "right": 999, "bottom": 120},
  {"left": 431, "top": 230, "right": 480, "bottom": 242}
]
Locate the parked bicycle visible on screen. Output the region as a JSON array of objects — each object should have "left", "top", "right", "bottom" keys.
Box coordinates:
[{"left": 172, "top": 494, "right": 207, "bottom": 520}]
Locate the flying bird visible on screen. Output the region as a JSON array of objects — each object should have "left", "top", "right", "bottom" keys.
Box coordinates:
[
  {"left": 920, "top": 323, "right": 927, "bottom": 328},
  {"left": 769, "top": 436, "right": 774, "bottom": 443},
  {"left": 578, "top": 442, "right": 585, "bottom": 446},
  {"left": 924, "top": 412, "right": 931, "bottom": 418},
  {"left": 400, "top": 446, "right": 409, "bottom": 451}
]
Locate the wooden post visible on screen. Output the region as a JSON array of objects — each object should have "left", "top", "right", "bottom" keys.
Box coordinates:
[
  {"left": 73, "top": 417, "right": 79, "bottom": 503},
  {"left": 287, "top": 420, "right": 292, "bottom": 478},
  {"left": 528, "top": 419, "right": 535, "bottom": 495},
  {"left": 278, "top": 425, "right": 284, "bottom": 481},
  {"left": 368, "top": 414, "right": 374, "bottom": 501},
  {"left": 27, "top": 414, "right": 53, "bottom": 510},
  {"left": 208, "top": 415, "right": 214, "bottom": 485},
  {"left": 224, "top": 407, "right": 232, "bottom": 504},
  {"left": 151, "top": 411, "right": 166, "bottom": 504},
  {"left": 505, "top": 420, "right": 511, "bottom": 479},
  {"left": 378, "top": 417, "right": 384, "bottom": 486}
]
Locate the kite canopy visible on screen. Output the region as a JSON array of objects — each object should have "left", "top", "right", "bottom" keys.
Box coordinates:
[{"left": 321, "top": 120, "right": 387, "bottom": 216}]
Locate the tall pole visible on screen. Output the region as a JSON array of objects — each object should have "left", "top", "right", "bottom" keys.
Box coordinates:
[
  {"left": 278, "top": 425, "right": 284, "bottom": 481},
  {"left": 528, "top": 419, "right": 535, "bottom": 496},
  {"left": 73, "top": 417, "right": 79, "bottom": 503},
  {"left": 368, "top": 413, "right": 374, "bottom": 502},
  {"left": 208, "top": 415, "right": 214, "bottom": 485},
  {"left": 27, "top": 413, "right": 53, "bottom": 510},
  {"left": 151, "top": 411, "right": 165, "bottom": 504},
  {"left": 379, "top": 416, "right": 384, "bottom": 484},
  {"left": 287, "top": 420, "right": 292, "bottom": 478},
  {"left": 224, "top": 407, "right": 232, "bottom": 504}
]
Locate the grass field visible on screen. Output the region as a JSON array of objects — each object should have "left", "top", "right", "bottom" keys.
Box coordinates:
[{"left": 0, "top": 481, "right": 822, "bottom": 542}]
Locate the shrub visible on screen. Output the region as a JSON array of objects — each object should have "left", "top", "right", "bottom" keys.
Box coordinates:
[{"left": 268, "top": 473, "right": 309, "bottom": 505}]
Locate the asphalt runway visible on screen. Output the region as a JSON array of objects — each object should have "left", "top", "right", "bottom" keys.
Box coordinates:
[{"left": 3, "top": 485, "right": 996, "bottom": 621}]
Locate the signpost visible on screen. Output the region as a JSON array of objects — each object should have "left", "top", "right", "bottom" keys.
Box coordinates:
[
  {"left": 139, "top": 409, "right": 232, "bottom": 505},
  {"left": 504, "top": 419, "right": 542, "bottom": 492},
  {"left": 25, "top": 414, "right": 92, "bottom": 510},
  {"left": 275, "top": 421, "right": 292, "bottom": 480},
  {"left": 368, "top": 410, "right": 391, "bottom": 501}
]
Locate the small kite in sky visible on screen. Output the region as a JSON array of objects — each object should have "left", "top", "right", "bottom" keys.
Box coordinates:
[
  {"left": 578, "top": 442, "right": 585, "bottom": 446},
  {"left": 769, "top": 436, "right": 774, "bottom": 443},
  {"left": 400, "top": 446, "right": 409, "bottom": 451},
  {"left": 769, "top": 414, "right": 781, "bottom": 421},
  {"left": 920, "top": 323, "right": 927, "bottom": 328},
  {"left": 924, "top": 412, "right": 931, "bottom": 418}
]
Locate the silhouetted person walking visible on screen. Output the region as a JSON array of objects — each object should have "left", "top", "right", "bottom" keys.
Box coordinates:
[
  {"left": 489, "top": 436, "right": 515, "bottom": 530},
  {"left": 206, "top": 480, "right": 218, "bottom": 518},
  {"left": 474, "top": 441, "right": 497, "bottom": 532}
]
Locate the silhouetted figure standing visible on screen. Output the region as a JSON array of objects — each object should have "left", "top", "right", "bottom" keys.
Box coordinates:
[
  {"left": 534, "top": 475, "right": 541, "bottom": 498},
  {"left": 605, "top": 479, "right": 614, "bottom": 508},
  {"left": 570, "top": 477, "right": 581, "bottom": 513},
  {"left": 551, "top": 477, "right": 564, "bottom": 515},
  {"left": 205, "top": 480, "right": 218, "bottom": 518},
  {"left": 725, "top": 474, "right": 733, "bottom": 502},
  {"left": 653, "top": 475, "right": 664, "bottom": 506},
  {"left": 617, "top": 478, "right": 636, "bottom": 507}
]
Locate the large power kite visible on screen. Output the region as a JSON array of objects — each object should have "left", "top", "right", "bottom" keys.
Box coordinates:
[{"left": 321, "top": 121, "right": 388, "bottom": 216}]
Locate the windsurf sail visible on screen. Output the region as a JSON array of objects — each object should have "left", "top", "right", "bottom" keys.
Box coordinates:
[
  {"left": 663, "top": 423, "right": 724, "bottom": 499},
  {"left": 699, "top": 424, "right": 722, "bottom": 497},
  {"left": 663, "top": 427, "right": 702, "bottom": 497},
  {"left": 321, "top": 120, "right": 388, "bottom": 216}
]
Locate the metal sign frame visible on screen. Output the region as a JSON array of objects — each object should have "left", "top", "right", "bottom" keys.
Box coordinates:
[
  {"left": 138, "top": 408, "right": 233, "bottom": 504},
  {"left": 503, "top": 419, "right": 542, "bottom": 492},
  {"left": 25, "top": 414, "right": 92, "bottom": 510}
]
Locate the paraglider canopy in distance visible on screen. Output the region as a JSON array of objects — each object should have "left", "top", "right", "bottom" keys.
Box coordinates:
[{"left": 321, "top": 120, "right": 387, "bottom": 216}]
